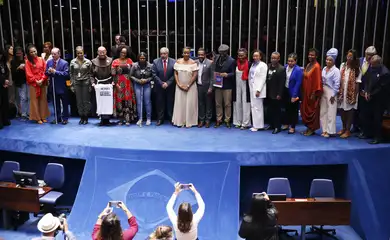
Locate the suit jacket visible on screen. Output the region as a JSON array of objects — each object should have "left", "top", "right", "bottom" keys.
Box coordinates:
[
  {"left": 250, "top": 61, "right": 268, "bottom": 99},
  {"left": 267, "top": 64, "right": 286, "bottom": 100},
  {"left": 284, "top": 64, "right": 303, "bottom": 98},
  {"left": 152, "top": 57, "right": 176, "bottom": 88},
  {"left": 45, "top": 58, "right": 69, "bottom": 95},
  {"left": 212, "top": 55, "right": 236, "bottom": 90},
  {"left": 195, "top": 58, "right": 214, "bottom": 90},
  {"left": 364, "top": 65, "right": 390, "bottom": 98}
]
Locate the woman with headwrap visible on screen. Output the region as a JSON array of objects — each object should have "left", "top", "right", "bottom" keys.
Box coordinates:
[{"left": 320, "top": 48, "right": 341, "bottom": 138}]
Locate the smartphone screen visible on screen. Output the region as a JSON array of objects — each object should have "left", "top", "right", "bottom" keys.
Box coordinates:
[
  {"left": 180, "top": 184, "right": 191, "bottom": 190},
  {"left": 109, "top": 201, "right": 120, "bottom": 208}
]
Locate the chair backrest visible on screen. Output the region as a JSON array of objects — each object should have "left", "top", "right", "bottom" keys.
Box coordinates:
[
  {"left": 0, "top": 161, "right": 20, "bottom": 183},
  {"left": 44, "top": 163, "right": 65, "bottom": 189},
  {"left": 309, "top": 179, "right": 335, "bottom": 198},
  {"left": 267, "top": 177, "right": 292, "bottom": 198}
]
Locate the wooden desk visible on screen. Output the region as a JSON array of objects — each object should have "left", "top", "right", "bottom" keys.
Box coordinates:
[
  {"left": 273, "top": 198, "right": 351, "bottom": 240},
  {"left": 0, "top": 182, "right": 51, "bottom": 213}
]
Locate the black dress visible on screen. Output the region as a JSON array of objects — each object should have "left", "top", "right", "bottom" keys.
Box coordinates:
[
  {"left": 238, "top": 208, "right": 279, "bottom": 240},
  {"left": 0, "top": 63, "right": 10, "bottom": 129}
]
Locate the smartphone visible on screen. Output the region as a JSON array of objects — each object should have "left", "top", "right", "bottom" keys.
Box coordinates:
[
  {"left": 180, "top": 184, "right": 191, "bottom": 190},
  {"left": 109, "top": 201, "right": 121, "bottom": 208}
]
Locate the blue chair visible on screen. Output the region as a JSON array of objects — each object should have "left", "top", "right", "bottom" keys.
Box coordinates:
[
  {"left": 0, "top": 161, "right": 20, "bottom": 182},
  {"left": 307, "top": 179, "right": 337, "bottom": 237},
  {"left": 39, "top": 163, "right": 64, "bottom": 206},
  {"left": 267, "top": 178, "right": 298, "bottom": 236}
]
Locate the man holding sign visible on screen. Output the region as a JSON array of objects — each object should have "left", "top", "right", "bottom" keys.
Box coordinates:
[{"left": 213, "top": 44, "right": 236, "bottom": 128}]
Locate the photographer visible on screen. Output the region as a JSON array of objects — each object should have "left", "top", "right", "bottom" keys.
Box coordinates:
[
  {"left": 92, "top": 201, "right": 138, "bottom": 240},
  {"left": 33, "top": 213, "right": 76, "bottom": 240},
  {"left": 239, "top": 192, "right": 278, "bottom": 240}
]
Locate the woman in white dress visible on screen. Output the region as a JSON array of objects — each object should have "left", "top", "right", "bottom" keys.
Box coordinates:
[
  {"left": 338, "top": 49, "right": 362, "bottom": 138},
  {"left": 172, "top": 47, "right": 199, "bottom": 128},
  {"left": 249, "top": 50, "right": 267, "bottom": 132}
]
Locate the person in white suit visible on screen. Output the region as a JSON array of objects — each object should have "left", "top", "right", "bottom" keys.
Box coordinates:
[{"left": 249, "top": 50, "right": 268, "bottom": 132}]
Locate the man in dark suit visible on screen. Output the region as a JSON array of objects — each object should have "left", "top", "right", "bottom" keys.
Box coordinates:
[
  {"left": 45, "top": 48, "right": 70, "bottom": 124},
  {"left": 195, "top": 48, "right": 214, "bottom": 128},
  {"left": 266, "top": 52, "right": 286, "bottom": 134},
  {"left": 359, "top": 55, "right": 390, "bottom": 144},
  {"left": 213, "top": 44, "right": 236, "bottom": 128},
  {"left": 111, "top": 34, "right": 121, "bottom": 59},
  {"left": 152, "top": 47, "right": 176, "bottom": 125}
]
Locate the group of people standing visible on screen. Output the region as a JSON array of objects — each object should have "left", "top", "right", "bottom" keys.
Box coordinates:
[{"left": 0, "top": 38, "right": 389, "bottom": 144}]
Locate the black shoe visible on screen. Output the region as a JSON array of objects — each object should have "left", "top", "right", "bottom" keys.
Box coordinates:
[
  {"left": 83, "top": 118, "right": 88, "bottom": 125},
  {"left": 198, "top": 122, "right": 204, "bottom": 128},
  {"left": 99, "top": 120, "right": 105, "bottom": 126},
  {"left": 272, "top": 128, "right": 281, "bottom": 134},
  {"left": 369, "top": 139, "right": 381, "bottom": 144},
  {"left": 156, "top": 120, "right": 164, "bottom": 126},
  {"left": 51, "top": 119, "right": 61, "bottom": 124},
  {"left": 225, "top": 122, "right": 231, "bottom": 128},
  {"left": 265, "top": 125, "right": 272, "bottom": 130},
  {"left": 79, "top": 118, "right": 84, "bottom": 125},
  {"left": 358, "top": 133, "right": 368, "bottom": 139},
  {"left": 351, "top": 126, "right": 360, "bottom": 133},
  {"left": 205, "top": 122, "right": 210, "bottom": 128},
  {"left": 214, "top": 121, "right": 222, "bottom": 128}
]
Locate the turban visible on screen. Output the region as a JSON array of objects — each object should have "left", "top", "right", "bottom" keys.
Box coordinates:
[{"left": 326, "top": 48, "right": 338, "bottom": 62}]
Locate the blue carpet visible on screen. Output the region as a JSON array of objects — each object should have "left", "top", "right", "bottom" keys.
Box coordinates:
[{"left": 0, "top": 117, "right": 388, "bottom": 240}]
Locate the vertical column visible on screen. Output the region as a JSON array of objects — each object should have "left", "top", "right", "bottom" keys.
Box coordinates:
[
  {"left": 118, "top": 0, "right": 122, "bottom": 34},
  {"left": 238, "top": 0, "right": 242, "bottom": 47},
  {"left": 332, "top": 0, "right": 338, "bottom": 47},
  {"left": 175, "top": 0, "right": 177, "bottom": 58},
  {"left": 18, "top": 0, "right": 26, "bottom": 49},
  {"left": 220, "top": 0, "right": 223, "bottom": 45},
  {"left": 373, "top": 0, "right": 380, "bottom": 44},
  {"left": 165, "top": 0, "right": 168, "bottom": 46},
  {"left": 266, "top": 0, "right": 270, "bottom": 62},
  {"left": 0, "top": 10, "right": 4, "bottom": 48},
  {"left": 137, "top": 0, "right": 141, "bottom": 53},
  {"left": 156, "top": 0, "right": 159, "bottom": 55},
  {"left": 49, "top": 0, "right": 54, "bottom": 45},
  {"left": 59, "top": 0, "right": 65, "bottom": 54},
  {"left": 313, "top": 0, "right": 319, "bottom": 48},
  {"left": 147, "top": 0, "right": 150, "bottom": 61},
  {"left": 284, "top": 0, "right": 290, "bottom": 61},
  {"left": 109, "top": 0, "right": 112, "bottom": 48},
  {"left": 321, "top": 0, "right": 328, "bottom": 65},
  {"left": 69, "top": 0, "right": 74, "bottom": 57},
  {"left": 128, "top": 0, "right": 132, "bottom": 46},
  {"left": 383, "top": 0, "right": 390, "bottom": 62},
  {"left": 88, "top": 0, "right": 94, "bottom": 57},
  {"left": 303, "top": 0, "right": 309, "bottom": 65},
  {"left": 229, "top": 0, "right": 233, "bottom": 54},
  {"left": 98, "top": 0, "right": 103, "bottom": 45},
  {"left": 248, "top": 0, "right": 252, "bottom": 52},
  {"left": 184, "top": 0, "right": 187, "bottom": 46},
  {"left": 275, "top": 0, "right": 280, "bottom": 52},
  {"left": 211, "top": 0, "right": 214, "bottom": 51},
  {"left": 79, "top": 0, "right": 84, "bottom": 47},
  {"left": 7, "top": 0, "right": 14, "bottom": 46},
  {"left": 39, "top": 0, "right": 44, "bottom": 43},
  {"left": 257, "top": 0, "right": 261, "bottom": 52},
  {"left": 29, "top": 0, "right": 35, "bottom": 44},
  {"left": 341, "top": 0, "right": 349, "bottom": 61},
  {"left": 294, "top": 0, "right": 300, "bottom": 53},
  {"left": 194, "top": 0, "right": 196, "bottom": 51},
  {"left": 361, "top": 0, "right": 369, "bottom": 55},
  {"left": 352, "top": 0, "right": 358, "bottom": 49},
  {"left": 202, "top": 0, "right": 205, "bottom": 48}
]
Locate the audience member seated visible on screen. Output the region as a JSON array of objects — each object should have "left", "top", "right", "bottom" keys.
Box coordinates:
[
  {"left": 166, "top": 183, "right": 205, "bottom": 240},
  {"left": 148, "top": 225, "right": 173, "bottom": 240},
  {"left": 92, "top": 202, "right": 138, "bottom": 240},
  {"left": 238, "top": 192, "right": 279, "bottom": 240},
  {"left": 32, "top": 213, "right": 76, "bottom": 240}
]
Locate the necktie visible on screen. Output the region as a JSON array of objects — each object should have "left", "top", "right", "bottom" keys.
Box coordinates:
[
  {"left": 163, "top": 60, "right": 167, "bottom": 77},
  {"left": 53, "top": 60, "right": 57, "bottom": 70},
  {"left": 362, "top": 61, "right": 368, "bottom": 75}
]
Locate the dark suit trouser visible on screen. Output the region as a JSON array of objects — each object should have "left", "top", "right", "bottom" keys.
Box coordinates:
[
  {"left": 361, "top": 95, "right": 385, "bottom": 139},
  {"left": 155, "top": 84, "right": 175, "bottom": 122},
  {"left": 353, "top": 95, "right": 365, "bottom": 129},
  {"left": 0, "top": 88, "right": 10, "bottom": 128},
  {"left": 74, "top": 81, "right": 91, "bottom": 117},
  {"left": 283, "top": 88, "right": 299, "bottom": 128},
  {"left": 53, "top": 92, "right": 69, "bottom": 121},
  {"left": 268, "top": 98, "right": 282, "bottom": 129},
  {"left": 198, "top": 84, "right": 213, "bottom": 122}
]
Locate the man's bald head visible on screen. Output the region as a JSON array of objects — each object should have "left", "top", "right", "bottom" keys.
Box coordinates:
[
  {"left": 51, "top": 47, "right": 61, "bottom": 60},
  {"left": 98, "top": 46, "right": 107, "bottom": 59},
  {"left": 370, "top": 55, "right": 382, "bottom": 68}
]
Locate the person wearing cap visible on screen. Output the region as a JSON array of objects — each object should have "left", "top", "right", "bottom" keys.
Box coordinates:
[
  {"left": 320, "top": 48, "right": 340, "bottom": 138},
  {"left": 212, "top": 44, "right": 236, "bottom": 128},
  {"left": 354, "top": 46, "right": 377, "bottom": 133},
  {"left": 32, "top": 213, "right": 76, "bottom": 240},
  {"left": 359, "top": 55, "right": 390, "bottom": 144}
]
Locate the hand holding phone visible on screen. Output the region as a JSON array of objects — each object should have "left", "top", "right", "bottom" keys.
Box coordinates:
[
  {"left": 109, "top": 201, "right": 121, "bottom": 208},
  {"left": 180, "top": 184, "right": 192, "bottom": 190}
]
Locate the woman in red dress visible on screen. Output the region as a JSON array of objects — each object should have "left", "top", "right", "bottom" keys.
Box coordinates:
[
  {"left": 111, "top": 46, "right": 137, "bottom": 125},
  {"left": 301, "top": 48, "right": 323, "bottom": 136}
]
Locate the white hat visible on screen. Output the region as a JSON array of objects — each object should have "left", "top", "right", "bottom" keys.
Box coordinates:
[{"left": 37, "top": 213, "right": 61, "bottom": 233}]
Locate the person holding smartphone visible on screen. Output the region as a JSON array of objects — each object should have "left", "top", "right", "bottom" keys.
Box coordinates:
[
  {"left": 92, "top": 201, "right": 138, "bottom": 240},
  {"left": 166, "top": 183, "right": 205, "bottom": 240}
]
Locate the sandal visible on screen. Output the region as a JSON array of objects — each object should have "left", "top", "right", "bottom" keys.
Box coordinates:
[
  {"left": 288, "top": 128, "right": 295, "bottom": 134},
  {"left": 337, "top": 129, "right": 345, "bottom": 135}
]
